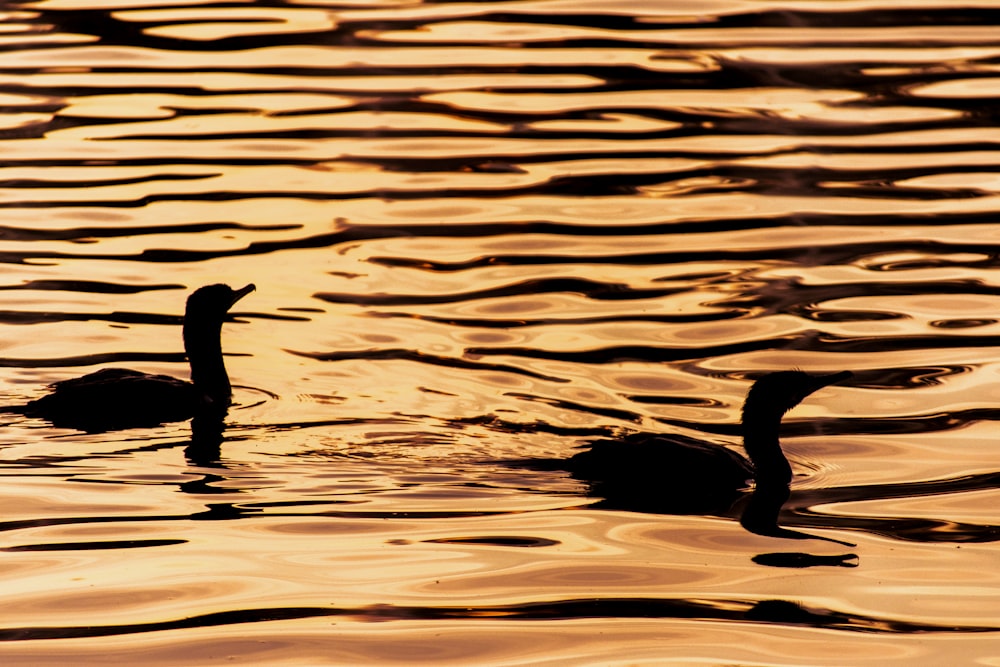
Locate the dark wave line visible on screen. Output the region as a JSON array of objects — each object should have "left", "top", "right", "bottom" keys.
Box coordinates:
[
  {"left": 361, "top": 30, "right": 1000, "bottom": 52},
  {"left": 424, "top": 535, "right": 559, "bottom": 548},
  {"left": 25, "top": 70, "right": 996, "bottom": 133},
  {"left": 789, "top": 510, "right": 1000, "bottom": 544},
  {"left": 4, "top": 159, "right": 1000, "bottom": 208},
  {"left": 6, "top": 225, "right": 994, "bottom": 269},
  {"left": 77, "top": 107, "right": 988, "bottom": 144},
  {"left": 12, "top": 27, "right": 992, "bottom": 65},
  {"left": 366, "top": 309, "right": 743, "bottom": 328},
  {"left": 2, "top": 137, "right": 997, "bottom": 171},
  {"left": 784, "top": 508, "right": 1000, "bottom": 544},
  {"left": 20, "top": 3, "right": 1000, "bottom": 41},
  {"left": 2, "top": 538, "right": 186, "bottom": 552},
  {"left": 0, "top": 595, "right": 993, "bottom": 641},
  {"left": 315, "top": 277, "right": 685, "bottom": 307},
  {"left": 369, "top": 238, "right": 1000, "bottom": 272},
  {"left": 465, "top": 331, "right": 1000, "bottom": 371},
  {"left": 0, "top": 173, "right": 215, "bottom": 189},
  {"left": 0, "top": 310, "right": 180, "bottom": 327},
  {"left": 418, "top": 6, "right": 1000, "bottom": 33},
  {"left": 3, "top": 6, "right": 364, "bottom": 54},
  {"left": 0, "top": 511, "right": 206, "bottom": 536},
  {"left": 0, "top": 351, "right": 187, "bottom": 369},
  {"left": 0, "top": 53, "right": 976, "bottom": 91},
  {"left": 0, "top": 220, "right": 297, "bottom": 243},
  {"left": 779, "top": 471, "right": 1000, "bottom": 543},
  {"left": 0, "top": 75, "right": 988, "bottom": 134},
  {"left": 455, "top": 414, "right": 615, "bottom": 439},
  {"left": 327, "top": 276, "right": 1000, "bottom": 318},
  {"left": 476, "top": 338, "right": 933, "bottom": 376},
  {"left": 0, "top": 605, "right": 343, "bottom": 641},
  {"left": 732, "top": 277, "right": 1000, "bottom": 319},
  {"left": 19, "top": 102, "right": 979, "bottom": 150},
  {"left": 0, "top": 280, "right": 181, "bottom": 294},
  {"left": 5, "top": 143, "right": 1000, "bottom": 206},
  {"left": 0, "top": 207, "right": 996, "bottom": 257},
  {"left": 285, "top": 347, "right": 571, "bottom": 383},
  {"left": 251, "top": 417, "right": 405, "bottom": 434},
  {"left": 465, "top": 334, "right": 800, "bottom": 366},
  {"left": 722, "top": 6, "right": 1000, "bottom": 28},
  {"left": 823, "top": 332, "right": 1000, "bottom": 354},
  {"left": 501, "top": 392, "right": 642, "bottom": 424}
]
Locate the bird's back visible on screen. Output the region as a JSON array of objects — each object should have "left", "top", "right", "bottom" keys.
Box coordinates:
[
  {"left": 565, "top": 432, "right": 754, "bottom": 514},
  {"left": 23, "top": 368, "right": 199, "bottom": 432}
]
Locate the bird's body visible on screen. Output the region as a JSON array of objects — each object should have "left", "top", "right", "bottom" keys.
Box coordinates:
[
  {"left": 563, "top": 432, "right": 754, "bottom": 514},
  {"left": 530, "top": 370, "right": 852, "bottom": 516},
  {"left": 17, "top": 283, "right": 255, "bottom": 432},
  {"left": 24, "top": 368, "right": 199, "bottom": 431}
]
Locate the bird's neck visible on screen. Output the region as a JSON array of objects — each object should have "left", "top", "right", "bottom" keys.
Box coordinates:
[
  {"left": 183, "top": 319, "right": 231, "bottom": 410},
  {"left": 741, "top": 408, "right": 793, "bottom": 486}
]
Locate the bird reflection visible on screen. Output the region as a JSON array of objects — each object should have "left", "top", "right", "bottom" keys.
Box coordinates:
[
  {"left": 522, "top": 370, "right": 854, "bottom": 547},
  {"left": 738, "top": 475, "right": 855, "bottom": 548},
  {"left": 14, "top": 283, "right": 254, "bottom": 433},
  {"left": 184, "top": 413, "right": 226, "bottom": 467}
]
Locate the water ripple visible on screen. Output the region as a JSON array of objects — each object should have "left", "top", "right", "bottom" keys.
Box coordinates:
[{"left": 4, "top": 0, "right": 1000, "bottom": 662}]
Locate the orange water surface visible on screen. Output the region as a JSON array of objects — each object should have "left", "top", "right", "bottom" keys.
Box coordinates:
[{"left": 2, "top": 0, "right": 1000, "bottom": 664}]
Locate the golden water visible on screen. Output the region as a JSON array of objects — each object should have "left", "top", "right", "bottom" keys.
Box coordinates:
[{"left": 2, "top": 0, "right": 1000, "bottom": 663}]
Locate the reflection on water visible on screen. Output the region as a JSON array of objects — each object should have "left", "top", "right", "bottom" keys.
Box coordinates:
[{"left": 2, "top": 0, "right": 1000, "bottom": 663}]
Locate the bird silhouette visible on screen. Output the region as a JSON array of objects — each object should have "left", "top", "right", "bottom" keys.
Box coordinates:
[
  {"left": 524, "top": 370, "right": 852, "bottom": 521},
  {"left": 15, "top": 283, "right": 254, "bottom": 432}
]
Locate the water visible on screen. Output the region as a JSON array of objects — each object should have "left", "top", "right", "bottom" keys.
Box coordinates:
[{"left": 1, "top": 0, "right": 1000, "bottom": 663}]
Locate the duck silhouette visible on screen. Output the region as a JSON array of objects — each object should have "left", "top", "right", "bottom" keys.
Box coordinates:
[
  {"left": 14, "top": 283, "right": 254, "bottom": 432},
  {"left": 524, "top": 370, "right": 852, "bottom": 522}
]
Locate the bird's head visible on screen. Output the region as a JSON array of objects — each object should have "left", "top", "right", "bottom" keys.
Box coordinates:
[
  {"left": 185, "top": 283, "right": 256, "bottom": 322},
  {"left": 744, "top": 370, "right": 852, "bottom": 420}
]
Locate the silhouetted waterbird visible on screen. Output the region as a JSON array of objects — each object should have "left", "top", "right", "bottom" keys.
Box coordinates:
[
  {"left": 16, "top": 283, "right": 255, "bottom": 432},
  {"left": 525, "top": 370, "right": 853, "bottom": 518}
]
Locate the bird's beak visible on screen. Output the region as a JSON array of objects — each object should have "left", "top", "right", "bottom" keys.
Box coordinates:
[{"left": 231, "top": 283, "right": 256, "bottom": 306}]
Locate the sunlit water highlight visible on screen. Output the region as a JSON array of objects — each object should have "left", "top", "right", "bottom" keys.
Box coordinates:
[{"left": 2, "top": 0, "right": 1000, "bottom": 663}]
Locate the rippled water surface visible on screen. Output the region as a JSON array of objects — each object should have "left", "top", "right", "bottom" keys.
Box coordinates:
[{"left": 3, "top": 0, "right": 1000, "bottom": 663}]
